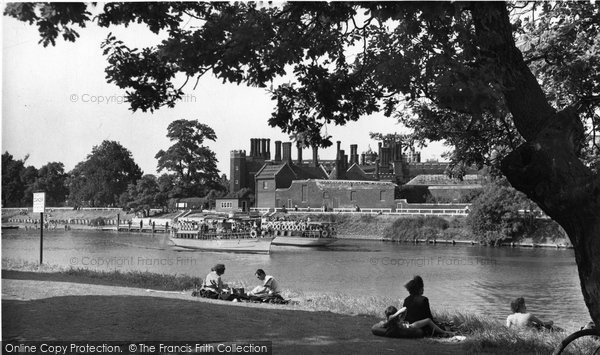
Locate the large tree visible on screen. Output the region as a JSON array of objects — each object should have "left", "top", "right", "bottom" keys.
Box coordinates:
[
  {"left": 155, "top": 119, "right": 221, "bottom": 197},
  {"left": 5, "top": 2, "right": 600, "bottom": 326},
  {"left": 33, "top": 162, "right": 69, "bottom": 206},
  {"left": 68, "top": 140, "right": 142, "bottom": 206},
  {"left": 121, "top": 174, "right": 163, "bottom": 212},
  {"left": 2, "top": 152, "right": 28, "bottom": 207}
]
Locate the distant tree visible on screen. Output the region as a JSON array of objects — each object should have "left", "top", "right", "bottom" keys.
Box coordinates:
[
  {"left": 32, "top": 162, "right": 68, "bottom": 206},
  {"left": 156, "top": 173, "right": 177, "bottom": 203},
  {"left": 2, "top": 152, "right": 27, "bottom": 207},
  {"left": 467, "top": 178, "right": 537, "bottom": 244},
  {"left": 20, "top": 165, "right": 38, "bottom": 206},
  {"left": 68, "top": 140, "right": 142, "bottom": 206},
  {"left": 155, "top": 119, "right": 222, "bottom": 197},
  {"left": 123, "top": 174, "right": 161, "bottom": 212},
  {"left": 219, "top": 174, "right": 230, "bottom": 194}
]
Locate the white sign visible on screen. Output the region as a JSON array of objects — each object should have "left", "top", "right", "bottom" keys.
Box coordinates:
[{"left": 33, "top": 192, "right": 46, "bottom": 213}]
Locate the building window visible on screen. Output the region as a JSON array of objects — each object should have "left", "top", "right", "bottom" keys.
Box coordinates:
[
  {"left": 235, "top": 166, "right": 239, "bottom": 171},
  {"left": 302, "top": 185, "right": 307, "bottom": 202},
  {"left": 350, "top": 191, "right": 356, "bottom": 201},
  {"left": 380, "top": 190, "right": 385, "bottom": 201},
  {"left": 263, "top": 181, "right": 268, "bottom": 189},
  {"left": 220, "top": 202, "right": 233, "bottom": 208},
  {"left": 323, "top": 191, "right": 329, "bottom": 199},
  {"left": 234, "top": 180, "right": 238, "bottom": 184}
]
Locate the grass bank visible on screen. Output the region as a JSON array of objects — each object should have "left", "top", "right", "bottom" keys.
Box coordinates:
[{"left": 3, "top": 262, "right": 596, "bottom": 354}]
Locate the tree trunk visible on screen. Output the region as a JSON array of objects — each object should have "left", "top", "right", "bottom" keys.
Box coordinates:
[{"left": 472, "top": 2, "right": 600, "bottom": 327}]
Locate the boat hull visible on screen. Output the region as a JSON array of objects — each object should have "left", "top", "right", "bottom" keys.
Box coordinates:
[
  {"left": 272, "top": 237, "right": 335, "bottom": 246},
  {"left": 170, "top": 236, "right": 273, "bottom": 254}
]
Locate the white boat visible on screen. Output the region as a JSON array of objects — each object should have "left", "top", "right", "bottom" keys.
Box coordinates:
[
  {"left": 170, "top": 218, "right": 273, "bottom": 254},
  {"left": 264, "top": 221, "right": 337, "bottom": 247}
]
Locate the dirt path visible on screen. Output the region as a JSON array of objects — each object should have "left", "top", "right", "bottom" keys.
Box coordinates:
[{"left": 2, "top": 275, "right": 465, "bottom": 354}]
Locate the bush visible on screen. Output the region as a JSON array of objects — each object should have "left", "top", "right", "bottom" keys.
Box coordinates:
[
  {"left": 466, "top": 179, "right": 536, "bottom": 243},
  {"left": 383, "top": 216, "right": 449, "bottom": 241}
]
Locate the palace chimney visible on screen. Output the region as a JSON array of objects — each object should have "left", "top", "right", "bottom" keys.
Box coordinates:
[
  {"left": 261, "top": 139, "right": 268, "bottom": 160},
  {"left": 282, "top": 142, "right": 292, "bottom": 163},
  {"left": 312, "top": 146, "right": 319, "bottom": 167},
  {"left": 274, "top": 141, "right": 282, "bottom": 162},
  {"left": 297, "top": 143, "right": 303, "bottom": 166},
  {"left": 350, "top": 144, "right": 358, "bottom": 165}
]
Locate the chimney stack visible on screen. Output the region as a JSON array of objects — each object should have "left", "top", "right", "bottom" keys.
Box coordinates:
[
  {"left": 250, "top": 139, "right": 255, "bottom": 158},
  {"left": 361, "top": 153, "right": 365, "bottom": 165},
  {"left": 267, "top": 139, "right": 271, "bottom": 160},
  {"left": 297, "top": 144, "right": 303, "bottom": 166},
  {"left": 312, "top": 146, "right": 319, "bottom": 167},
  {"left": 274, "top": 141, "right": 282, "bottom": 162},
  {"left": 282, "top": 142, "right": 292, "bottom": 163},
  {"left": 350, "top": 144, "right": 358, "bottom": 165},
  {"left": 336, "top": 141, "right": 342, "bottom": 159},
  {"left": 255, "top": 139, "right": 261, "bottom": 158}
]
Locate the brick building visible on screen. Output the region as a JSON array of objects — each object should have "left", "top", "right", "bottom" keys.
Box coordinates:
[
  {"left": 230, "top": 137, "right": 481, "bottom": 209},
  {"left": 276, "top": 179, "right": 397, "bottom": 210}
]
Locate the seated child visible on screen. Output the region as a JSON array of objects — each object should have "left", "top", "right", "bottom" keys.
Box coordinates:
[{"left": 372, "top": 306, "right": 454, "bottom": 338}]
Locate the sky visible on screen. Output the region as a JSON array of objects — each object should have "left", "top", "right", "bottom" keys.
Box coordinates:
[{"left": 2, "top": 5, "right": 448, "bottom": 178}]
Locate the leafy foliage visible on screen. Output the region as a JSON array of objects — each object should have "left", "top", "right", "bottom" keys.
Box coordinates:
[
  {"left": 3, "top": 2, "right": 90, "bottom": 47},
  {"left": 466, "top": 179, "right": 537, "bottom": 243},
  {"left": 68, "top": 140, "right": 142, "bottom": 207},
  {"left": 32, "top": 162, "right": 68, "bottom": 206},
  {"left": 516, "top": 2, "right": 600, "bottom": 168},
  {"left": 2, "top": 152, "right": 29, "bottom": 207},
  {"left": 155, "top": 119, "right": 222, "bottom": 197},
  {"left": 1, "top": 153, "right": 68, "bottom": 207},
  {"left": 6, "top": 2, "right": 598, "bottom": 171},
  {"left": 120, "top": 174, "right": 165, "bottom": 212}
]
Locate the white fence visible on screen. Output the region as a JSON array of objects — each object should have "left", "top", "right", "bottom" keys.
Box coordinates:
[{"left": 390, "top": 208, "right": 469, "bottom": 216}]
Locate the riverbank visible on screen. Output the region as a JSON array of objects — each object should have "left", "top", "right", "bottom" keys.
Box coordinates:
[
  {"left": 2, "top": 266, "right": 597, "bottom": 354},
  {"left": 2, "top": 208, "right": 571, "bottom": 247}
]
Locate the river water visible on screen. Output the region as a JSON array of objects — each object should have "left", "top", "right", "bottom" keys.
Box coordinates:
[{"left": 1, "top": 229, "right": 590, "bottom": 328}]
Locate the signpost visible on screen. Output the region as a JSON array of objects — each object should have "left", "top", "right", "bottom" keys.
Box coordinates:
[{"left": 33, "top": 192, "right": 45, "bottom": 264}]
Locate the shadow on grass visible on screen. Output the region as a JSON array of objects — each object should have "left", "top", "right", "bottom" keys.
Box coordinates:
[{"left": 2, "top": 294, "right": 463, "bottom": 354}]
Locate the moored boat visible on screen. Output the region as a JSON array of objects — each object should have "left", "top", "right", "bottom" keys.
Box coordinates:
[
  {"left": 264, "top": 220, "right": 337, "bottom": 246},
  {"left": 170, "top": 218, "right": 273, "bottom": 254}
]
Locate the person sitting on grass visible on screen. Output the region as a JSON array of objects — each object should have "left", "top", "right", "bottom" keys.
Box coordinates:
[
  {"left": 377, "top": 306, "right": 455, "bottom": 338},
  {"left": 506, "top": 297, "right": 555, "bottom": 330},
  {"left": 201, "top": 264, "right": 234, "bottom": 300},
  {"left": 249, "top": 269, "right": 281, "bottom": 298}
]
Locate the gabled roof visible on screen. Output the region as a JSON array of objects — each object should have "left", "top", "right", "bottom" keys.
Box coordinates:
[
  {"left": 291, "top": 165, "right": 328, "bottom": 180},
  {"left": 345, "top": 163, "right": 372, "bottom": 181},
  {"left": 255, "top": 163, "right": 296, "bottom": 180}
]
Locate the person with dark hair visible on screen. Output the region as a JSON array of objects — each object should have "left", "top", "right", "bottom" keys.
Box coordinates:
[
  {"left": 402, "top": 276, "right": 434, "bottom": 325},
  {"left": 201, "top": 264, "right": 233, "bottom": 300},
  {"left": 506, "top": 297, "right": 555, "bottom": 330},
  {"left": 249, "top": 269, "right": 280, "bottom": 297}
]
